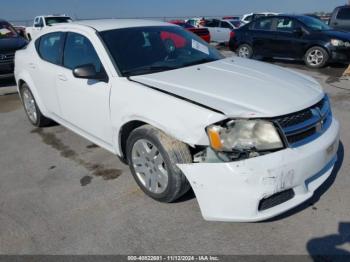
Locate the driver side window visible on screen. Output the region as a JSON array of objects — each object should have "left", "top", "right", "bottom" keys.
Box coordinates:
[{"left": 63, "top": 32, "right": 103, "bottom": 73}]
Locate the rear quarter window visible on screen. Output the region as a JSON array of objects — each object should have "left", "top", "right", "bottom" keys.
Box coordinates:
[
  {"left": 336, "top": 8, "right": 350, "bottom": 20},
  {"left": 36, "top": 32, "right": 64, "bottom": 65}
]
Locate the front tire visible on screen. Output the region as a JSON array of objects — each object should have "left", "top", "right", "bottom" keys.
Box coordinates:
[
  {"left": 304, "top": 46, "right": 329, "bottom": 68},
  {"left": 236, "top": 44, "right": 253, "bottom": 58},
  {"left": 20, "top": 83, "right": 52, "bottom": 127},
  {"left": 126, "top": 125, "right": 192, "bottom": 203}
]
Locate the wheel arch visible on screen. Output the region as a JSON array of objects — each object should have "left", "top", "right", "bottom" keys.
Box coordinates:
[
  {"left": 118, "top": 120, "right": 149, "bottom": 163},
  {"left": 304, "top": 43, "right": 330, "bottom": 56},
  {"left": 16, "top": 74, "right": 49, "bottom": 117}
]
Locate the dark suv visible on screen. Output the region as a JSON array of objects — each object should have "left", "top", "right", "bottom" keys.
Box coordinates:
[
  {"left": 330, "top": 5, "right": 350, "bottom": 31},
  {"left": 0, "top": 19, "right": 28, "bottom": 78},
  {"left": 229, "top": 15, "right": 350, "bottom": 68}
]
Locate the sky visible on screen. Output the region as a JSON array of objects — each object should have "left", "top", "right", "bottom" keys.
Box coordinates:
[{"left": 2, "top": 0, "right": 348, "bottom": 23}]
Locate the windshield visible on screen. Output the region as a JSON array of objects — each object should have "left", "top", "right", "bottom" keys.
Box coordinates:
[
  {"left": 45, "top": 17, "right": 72, "bottom": 26},
  {"left": 297, "top": 16, "right": 332, "bottom": 31},
  {"left": 100, "top": 26, "right": 223, "bottom": 77},
  {"left": 0, "top": 22, "right": 18, "bottom": 38}
]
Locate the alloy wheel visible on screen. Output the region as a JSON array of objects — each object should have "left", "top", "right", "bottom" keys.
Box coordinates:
[
  {"left": 307, "top": 49, "right": 324, "bottom": 66},
  {"left": 238, "top": 46, "right": 250, "bottom": 58},
  {"left": 22, "top": 89, "right": 37, "bottom": 123},
  {"left": 131, "top": 139, "right": 169, "bottom": 194}
]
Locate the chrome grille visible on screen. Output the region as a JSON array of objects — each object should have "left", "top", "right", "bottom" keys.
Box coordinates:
[
  {"left": 0, "top": 53, "right": 15, "bottom": 64},
  {"left": 273, "top": 96, "right": 332, "bottom": 147}
]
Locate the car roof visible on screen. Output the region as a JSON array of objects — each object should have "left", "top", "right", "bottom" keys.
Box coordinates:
[{"left": 59, "top": 19, "right": 175, "bottom": 32}]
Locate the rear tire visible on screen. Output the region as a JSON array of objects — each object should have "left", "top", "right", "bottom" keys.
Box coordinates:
[
  {"left": 236, "top": 44, "right": 253, "bottom": 58},
  {"left": 304, "top": 46, "right": 329, "bottom": 68},
  {"left": 20, "top": 83, "right": 52, "bottom": 127},
  {"left": 126, "top": 125, "right": 192, "bottom": 203}
]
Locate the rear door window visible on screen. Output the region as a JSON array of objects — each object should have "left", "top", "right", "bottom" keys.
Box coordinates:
[
  {"left": 336, "top": 8, "right": 350, "bottom": 20},
  {"left": 253, "top": 18, "right": 274, "bottom": 31},
  {"left": 37, "top": 32, "right": 64, "bottom": 65}
]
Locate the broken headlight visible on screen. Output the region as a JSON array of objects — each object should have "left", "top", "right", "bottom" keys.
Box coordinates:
[{"left": 207, "top": 119, "right": 284, "bottom": 154}]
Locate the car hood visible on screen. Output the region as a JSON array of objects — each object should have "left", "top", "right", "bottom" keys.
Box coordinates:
[
  {"left": 131, "top": 57, "right": 324, "bottom": 118},
  {"left": 0, "top": 37, "right": 27, "bottom": 52},
  {"left": 322, "top": 30, "right": 350, "bottom": 40}
]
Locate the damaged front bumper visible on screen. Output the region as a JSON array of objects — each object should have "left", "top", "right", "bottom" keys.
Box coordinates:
[{"left": 178, "top": 118, "right": 340, "bottom": 222}]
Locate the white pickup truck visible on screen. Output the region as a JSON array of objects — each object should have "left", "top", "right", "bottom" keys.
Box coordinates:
[{"left": 25, "top": 15, "right": 72, "bottom": 40}]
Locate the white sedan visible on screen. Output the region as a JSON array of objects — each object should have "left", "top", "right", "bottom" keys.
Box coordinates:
[{"left": 15, "top": 19, "right": 340, "bottom": 222}]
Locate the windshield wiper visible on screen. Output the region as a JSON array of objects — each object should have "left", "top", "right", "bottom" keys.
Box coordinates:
[
  {"left": 183, "top": 58, "right": 216, "bottom": 67},
  {"left": 123, "top": 65, "right": 179, "bottom": 76}
]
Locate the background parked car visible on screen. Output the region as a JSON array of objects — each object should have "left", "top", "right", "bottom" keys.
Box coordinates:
[
  {"left": 240, "top": 12, "right": 278, "bottom": 25},
  {"left": 330, "top": 5, "right": 350, "bottom": 31},
  {"left": 204, "top": 19, "right": 236, "bottom": 43},
  {"left": 185, "top": 17, "right": 206, "bottom": 28},
  {"left": 169, "top": 20, "right": 211, "bottom": 43},
  {"left": 229, "top": 15, "right": 350, "bottom": 68},
  {"left": 26, "top": 15, "right": 72, "bottom": 40},
  {"left": 0, "top": 19, "right": 27, "bottom": 79}
]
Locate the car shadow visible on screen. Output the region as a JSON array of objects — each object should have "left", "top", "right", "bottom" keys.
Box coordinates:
[
  {"left": 173, "top": 188, "right": 196, "bottom": 203},
  {"left": 263, "top": 141, "right": 344, "bottom": 223},
  {"left": 307, "top": 222, "right": 350, "bottom": 259}
]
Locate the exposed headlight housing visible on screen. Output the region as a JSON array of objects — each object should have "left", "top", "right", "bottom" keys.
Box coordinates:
[
  {"left": 207, "top": 119, "right": 284, "bottom": 153},
  {"left": 331, "top": 39, "right": 345, "bottom": 47}
]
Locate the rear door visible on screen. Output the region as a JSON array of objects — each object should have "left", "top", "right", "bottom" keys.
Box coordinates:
[
  {"left": 206, "top": 19, "right": 224, "bottom": 43},
  {"left": 54, "top": 32, "right": 113, "bottom": 146},
  {"left": 31, "top": 32, "right": 65, "bottom": 115},
  {"left": 249, "top": 17, "right": 276, "bottom": 56},
  {"left": 331, "top": 7, "right": 350, "bottom": 31}
]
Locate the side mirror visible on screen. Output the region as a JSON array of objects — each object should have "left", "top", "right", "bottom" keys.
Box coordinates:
[{"left": 73, "top": 64, "right": 108, "bottom": 82}]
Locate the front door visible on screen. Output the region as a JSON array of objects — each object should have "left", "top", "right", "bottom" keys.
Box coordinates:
[
  {"left": 271, "top": 17, "right": 306, "bottom": 59},
  {"left": 55, "top": 32, "right": 113, "bottom": 146}
]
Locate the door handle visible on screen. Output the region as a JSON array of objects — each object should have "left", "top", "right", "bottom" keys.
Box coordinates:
[
  {"left": 28, "top": 63, "right": 36, "bottom": 69},
  {"left": 58, "top": 74, "right": 67, "bottom": 81}
]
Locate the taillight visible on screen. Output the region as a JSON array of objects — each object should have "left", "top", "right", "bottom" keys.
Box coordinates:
[{"left": 230, "top": 31, "right": 235, "bottom": 39}]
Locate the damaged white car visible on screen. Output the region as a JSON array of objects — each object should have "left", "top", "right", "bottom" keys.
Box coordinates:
[{"left": 15, "top": 19, "right": 340, "bottom": 222}]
